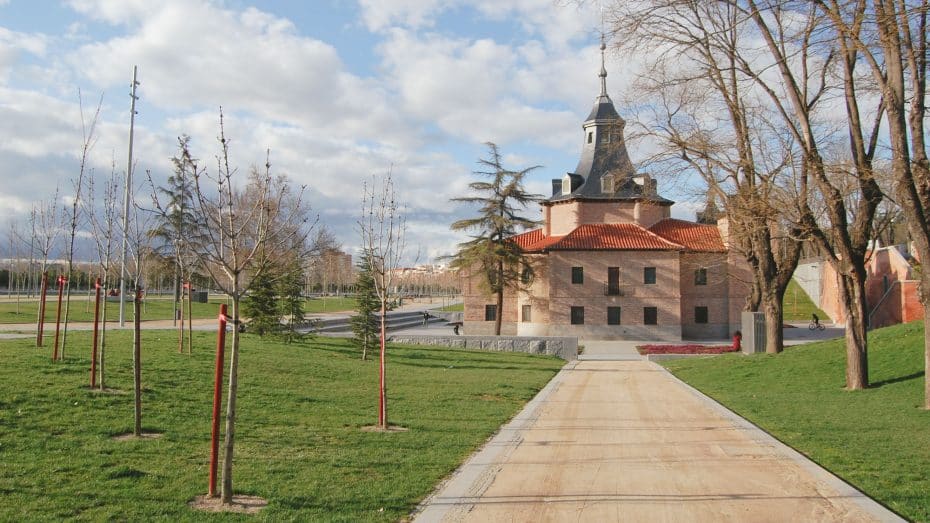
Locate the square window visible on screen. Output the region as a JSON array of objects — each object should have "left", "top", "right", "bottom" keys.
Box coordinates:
[
  {"left": 644, "top": 267, "right": 656, "bottom": 284},
  {"left": 522, "top": 304, "right": 531, "bottom": 323},
  {"left": 607, "top": 306, "right": 621, "bottom": 325},
  {"left": 644, "top": 306, "right": 658, "bottom": 325},
  {"left": 571, "top": 266, "right": 584, "bottom": 284},
  {"left": 484, "top": 304, "right": 497, "bottom": 321},
  {"left": 695, "top": 268, "right": 708, "bottom": 286},
  {"left": 570, "top": 306, "right": 585, "bottom": 325},
  {"left": 695, "top": 306, "right": 708, "bottom": 324}
]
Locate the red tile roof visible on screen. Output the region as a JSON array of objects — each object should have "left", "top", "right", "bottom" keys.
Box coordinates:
[
  {"left": 512, "top": 223, "right": 686, "bottom": 252},
  {"left": 649, "top": 218, "right": 726, "bottom": 252},
  {"left": 512, "top": 228, "right": 564, "bottom": 252},
  {"left": 553, "top": 223, "right": 683, "bottom": 250},
  {"left": 512, "top": 219, "right": 726, "bottom": 253}
]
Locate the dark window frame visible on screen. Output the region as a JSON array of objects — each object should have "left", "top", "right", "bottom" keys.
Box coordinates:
[
  {"left": 694, "top": 267, "right": 708, "bottom": 286},
  {"left": 484, "top": 304, "right": 497, "bottom": 322},
  {"left": 695, "top": 306, "right": 708, "bottom": 324},
  {"left": 607, "top": 306, "right": 621, "bottom": 325},
  {"left": 607, "top": 266, "right": 620, "bottom": 295},
  {"left": 570, "top": 306, "right": 585, "bottom": 325},
  {"left": 571, "top": 266, "right": 584, "bottom": 284},
  {"left": 644, "top": 267, "right": 657, "bottom": 285},
  {"left": 521, "top": 304, "right": 531, "bottom": 323},
  {"left": 644, "top": 306, "right": 658, "bottom": 325}
]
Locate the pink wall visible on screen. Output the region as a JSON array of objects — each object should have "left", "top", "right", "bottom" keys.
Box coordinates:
[{"left": 818, "top": 247, "right": 924, "bottom": 328}]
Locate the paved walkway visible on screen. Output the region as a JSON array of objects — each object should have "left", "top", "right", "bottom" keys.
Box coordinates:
[{"left": 415, "top": 359, "right": 902, "bottom": 522}]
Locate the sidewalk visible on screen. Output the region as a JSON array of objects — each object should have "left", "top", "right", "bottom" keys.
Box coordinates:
[{"left": 414, "top": 360, "right": 901, "bottom": 522}]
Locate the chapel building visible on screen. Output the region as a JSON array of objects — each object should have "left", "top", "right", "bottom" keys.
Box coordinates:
[{"left": 462, "top": 42, "right": 751, "bottom": 340}]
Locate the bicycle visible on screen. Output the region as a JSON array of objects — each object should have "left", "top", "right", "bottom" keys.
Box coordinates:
[{"left": 808, "top": 320, "right": 825, "bottom": 331}]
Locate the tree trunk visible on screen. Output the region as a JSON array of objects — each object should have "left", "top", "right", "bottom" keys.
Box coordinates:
[
  {"left": 220, "top": 293, "right": 241, "bottom": 505},
  {"left": 99, "top": 276, "right": 107, "bottom": 390},
  {"left": 378, "top": 300, "right": 387, "bottom": 429},
  {"left": 838, "top": 272, "right": 869, "bottom": 390},
  {"left": 133, "top": 287, "right": 142, "bottom": 436},
  {"left": 62, "top": 275, "right": 71, "bottom": 358},
  {"left": 494, "top": 260, "right": 504, "bottom": 336},
  {"left": 761, "top": 289, "right": 785, "bottom": 354},
  {"left": 924, "top": 285, "right": 930, "bottom": 409}
]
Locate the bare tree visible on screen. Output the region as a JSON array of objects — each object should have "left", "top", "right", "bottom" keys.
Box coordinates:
[
  {"left": 609, "top": 1, "right": 883, "bottom": 387},
  {"left": 186, "top": 110, "right": 312, "bottom": 504},
  {"left": 811, "top": 0, "right": 930, "bottom": 403},
  {"left": 84, "top": 158, "right": 123, "bottom": 390},
  {"left": 611, "top": 3, "right": 807, "bottom": 352},
  {"left": 33, "top": 188, "right": 63, "bottom": 347},
  {"left": 358, "top": 170, "right": 410, "bottom": 430},
  {"left": 61, "top": 92, "right": 103, "bottom": 357}
]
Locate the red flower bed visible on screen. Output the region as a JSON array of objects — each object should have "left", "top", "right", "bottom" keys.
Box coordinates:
[{"left": 636, "top": 344, "right": 739, "bottom": 355}]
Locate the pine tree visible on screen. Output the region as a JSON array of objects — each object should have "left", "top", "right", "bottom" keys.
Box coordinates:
[
  {"left": 351, "top": 252, "right": 379, "bottom": 360},
  {"left": 242, "top": 267, "right": 279, "bottom": 336},
  {"left": 277, "top": 256, "right": 305, "bottom": 343},
  {"left": 449, "top": 142, "right": 542, "bottom": 335}
]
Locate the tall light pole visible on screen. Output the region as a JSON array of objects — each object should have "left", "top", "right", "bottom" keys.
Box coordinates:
[{"left": 119, "top": 66, "right": 139, "bottom": 326}]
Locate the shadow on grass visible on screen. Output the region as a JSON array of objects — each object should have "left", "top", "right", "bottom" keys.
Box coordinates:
[{"left": 872, "top": 371, "right": 924, "bottom": 388}]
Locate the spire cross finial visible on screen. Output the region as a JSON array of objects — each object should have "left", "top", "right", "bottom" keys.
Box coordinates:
[{"left": 599, "top": 33, "right": 608, "bottom": 97}]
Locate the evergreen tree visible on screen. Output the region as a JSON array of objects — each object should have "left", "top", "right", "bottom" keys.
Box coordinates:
[
  {"left": 351, "top": 252, "right": 379, "bottom": 360},
  {"left": 277, "top": 256, "right": 305, "bottom": 343},
  {"left": 242, "top": 267, "right": 279, "bottom": 336},
  {"left": 151, "top": 136, "right": 203, "bottom": 324},
  {"left": 449, "top": 143, "right": 542, "bottom": 335}
]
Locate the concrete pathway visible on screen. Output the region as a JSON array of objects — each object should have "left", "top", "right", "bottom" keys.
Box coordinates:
[{"left": 414, "top": 360, "right": 902, "bottom": 522}]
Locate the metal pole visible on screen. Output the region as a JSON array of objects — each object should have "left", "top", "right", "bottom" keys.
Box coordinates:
[
  {"left": 119, "top": 65, "right": 139, "bottom": 326},
  {"left": 209, "top": 304, "right": 227, "bottom": 498}
]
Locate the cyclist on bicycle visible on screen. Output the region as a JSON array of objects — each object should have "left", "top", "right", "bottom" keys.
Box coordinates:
[{"left": 811, "top": 313, "right": 820, "bottom": 328}]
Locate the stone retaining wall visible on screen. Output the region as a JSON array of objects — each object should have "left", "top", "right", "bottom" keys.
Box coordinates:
[{"left": 387, "top": 334, "right": 577, "bottom": 361}]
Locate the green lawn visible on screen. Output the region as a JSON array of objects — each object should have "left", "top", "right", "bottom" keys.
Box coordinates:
[
  {"left": 782, "top": 278, "right": 829, "bottom": 321},
  {"left": 0, "top": 297, "right": 227, "bottom": 324},
  {"left": 0, "top": 331, "right": 562, "bottom": 521},
  {"left": 662, "top": 321, "right": 930, "bottom": 521},
  {"left": 0, "top": 296, "right": 358, "bottom": 324},
  {"left": 303, "top": 296, "right": 356, "bottom": 313},
  {"left": 433, "top": 303, "right": 463, "bottom": 312}
]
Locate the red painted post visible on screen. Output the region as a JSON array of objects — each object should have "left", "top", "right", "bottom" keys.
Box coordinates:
[
  {"left": 52, "top": 275, "right": 66, "bottom": 361},
  {"left": 36, "top": 271, "right": 48, "bottom": 347},
  {"left": 208, "top": 304, "right": 227, "bottom": 498},
  {"left": 91, "top": 278, "right": 101, "bottom": 388}
]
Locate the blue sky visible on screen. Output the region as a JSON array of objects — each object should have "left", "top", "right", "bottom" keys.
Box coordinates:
[{"left": 0, "top": 0, "right": 699, "bottom": 263}]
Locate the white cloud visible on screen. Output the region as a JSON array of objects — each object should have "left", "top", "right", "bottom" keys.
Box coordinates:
[{"left": 0, "top": 0, "right": 640, "bottom": 261}]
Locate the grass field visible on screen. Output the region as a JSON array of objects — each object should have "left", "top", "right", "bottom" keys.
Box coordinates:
[
  {"left": 0, "top": 296, "right": 359, "bottom": 324},
  {"left": 782, "top": 279, "right": 829, "bottom": 321},
  {"left": 0, "top": 331, "right": 563, "bottom": 521},
  {"left": 433, "top": 303, "right": 464, "bottom": 312},
  {"left": 662, "top": 321, "right": 930, "bottom": 521}
]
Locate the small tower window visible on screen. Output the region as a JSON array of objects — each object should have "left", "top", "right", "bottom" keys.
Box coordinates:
[
  {"left": 601, "top": 174, "right": 614, "bottom": 194},
  {"left": 587, "top": 131, "right": 593, "bottom": 144}
]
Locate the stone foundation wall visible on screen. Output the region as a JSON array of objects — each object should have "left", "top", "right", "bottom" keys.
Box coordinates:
[{"left": 387, "top": 334, "right": 577, "bottom": 361}]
